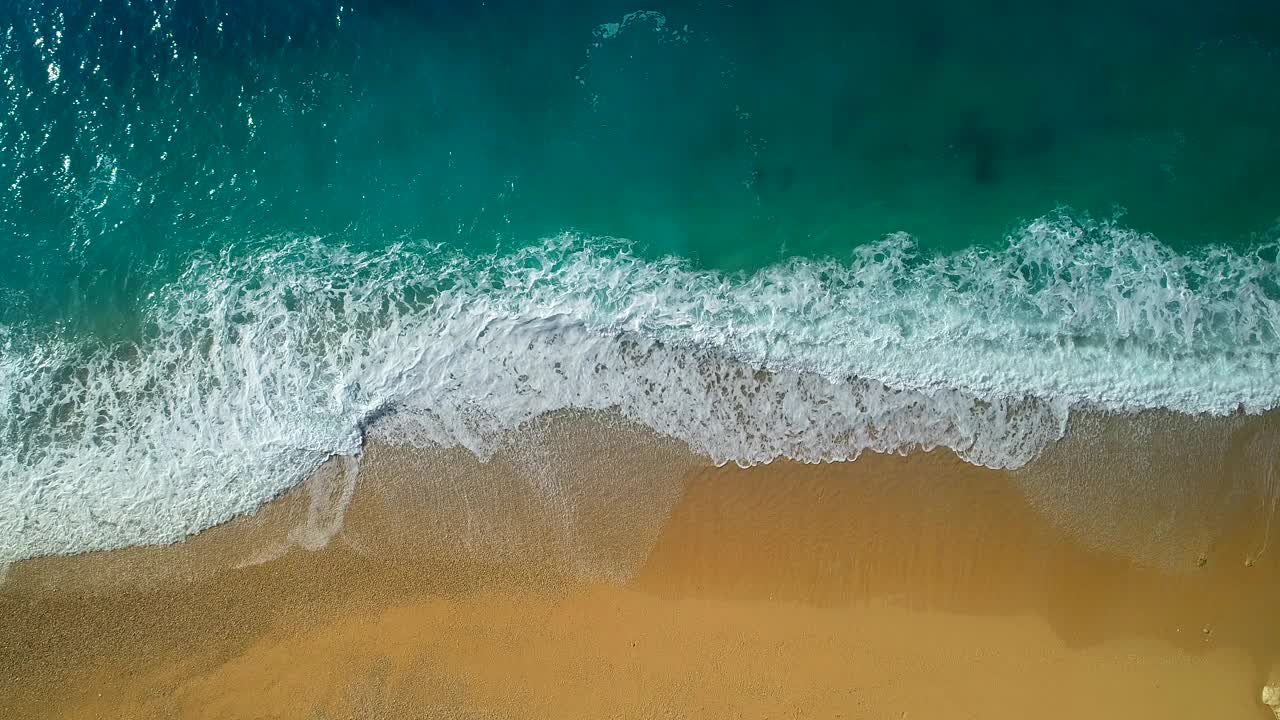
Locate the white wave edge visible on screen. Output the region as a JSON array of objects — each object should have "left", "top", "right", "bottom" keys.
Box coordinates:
[{"left": 2, "top": 213, "right": 1278, "bottom": 562}]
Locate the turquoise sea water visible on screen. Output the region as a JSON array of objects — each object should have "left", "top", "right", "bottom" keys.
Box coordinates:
[{"left": 2, "top": 0, "right": 1279, "bottom": 561}]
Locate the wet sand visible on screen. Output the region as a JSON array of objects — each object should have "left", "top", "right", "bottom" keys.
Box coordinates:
[{"left": 2, "top": 412, "right": 1279, "bottom": 719}]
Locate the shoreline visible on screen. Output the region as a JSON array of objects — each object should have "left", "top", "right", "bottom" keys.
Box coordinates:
[{"left": 3, "top": 412, "right": 1279, "bottom": 718}]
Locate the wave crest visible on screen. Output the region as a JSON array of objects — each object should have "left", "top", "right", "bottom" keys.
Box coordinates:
[{"left": 2, "top": 212, "right": 1278, "bottom": 561}]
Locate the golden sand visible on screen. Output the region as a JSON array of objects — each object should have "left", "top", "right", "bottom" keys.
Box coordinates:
[{"left": 2, "top": 413, "right": 1279, "bottom": 719}]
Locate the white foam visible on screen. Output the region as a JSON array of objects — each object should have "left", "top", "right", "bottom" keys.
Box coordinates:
[
  {"left": 1264, "top": 685, "right": 1280, "bottom": 719},
  {"left": 576, "top": 9, "right": 691, "bottom": 96},
  {"left": 2, "top": 212, "right": 1278, "bottom": 562},
  {"left": 593, "top": 11, "right": 669, "bottom": 42}
]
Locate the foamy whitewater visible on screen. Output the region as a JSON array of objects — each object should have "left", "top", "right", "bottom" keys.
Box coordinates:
[{"left": 1, "top": 212, "right": 1278, "bottom": 561}]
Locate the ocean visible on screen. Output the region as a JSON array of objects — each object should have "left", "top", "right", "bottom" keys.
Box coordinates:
[{"left": 2, "top": 0, "right": 1279, "bottom": 563}]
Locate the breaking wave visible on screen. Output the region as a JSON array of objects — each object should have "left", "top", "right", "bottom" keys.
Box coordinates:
[{"left": 2, "top": 211, "right": 1278, "bottom": 561}]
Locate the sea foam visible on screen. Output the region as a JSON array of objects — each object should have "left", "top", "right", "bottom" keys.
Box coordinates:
[{"left": 1, "top": 212, "right": 1278, "bottom": 561}]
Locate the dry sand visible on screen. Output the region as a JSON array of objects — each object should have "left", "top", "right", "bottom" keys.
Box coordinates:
[{"left": 2, "top": 412, "right": 1279, "bottom": 719}]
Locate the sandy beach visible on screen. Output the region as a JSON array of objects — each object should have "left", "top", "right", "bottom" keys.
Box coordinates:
[{"left": 3, "top": 412, "right": 1279, "bottom": 719}]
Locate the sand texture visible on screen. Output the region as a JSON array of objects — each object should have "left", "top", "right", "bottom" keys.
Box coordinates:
[{"left": 3, "top": 413, "right": 1279, "bottom": 719}]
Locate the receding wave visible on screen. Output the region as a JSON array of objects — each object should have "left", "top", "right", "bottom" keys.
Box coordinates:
[{"left": 2, "top": 211, "right": 1278, "bottom": 562}]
